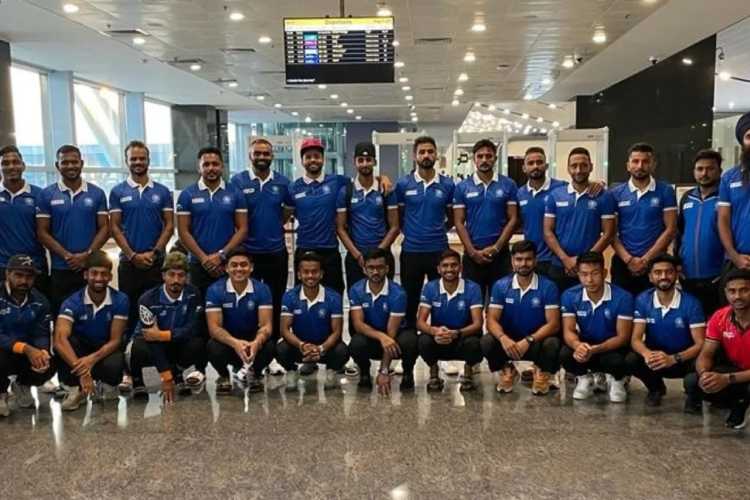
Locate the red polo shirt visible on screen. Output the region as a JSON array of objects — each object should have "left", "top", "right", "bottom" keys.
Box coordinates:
[{"left": 706, "top": 306, "right": 750, "bottom": 370}]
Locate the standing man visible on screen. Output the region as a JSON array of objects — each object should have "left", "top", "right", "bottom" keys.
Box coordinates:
[
  {"left": 677, "top": 149, "right": 723, "bottom": 315},
  {"left": 626, "top": 254, "right": 705, "bottom": 407},
  {"left": 0, "top": 146, "right": 48, "bottom": 294},
  {"left": 396, "top": 136, "right": 455, "bottom": 327},
  {"left": 559, "top": 251, "right": 633, "bottom": 403},
  {"left": 610, "top": 143, "right": 678, "bottom": 296},
  {"left": 277, "top": 252, "right": 349, "bottom": 390},
  {"left": 686, "top": 269, "right": 750, "bottom": 429},
  {"left": 176, "top": 147, "right": 248, "bottom": 295},
  {"left": 718, "top": 111, "right": 750, "bottom": 282},
  {"left": 416, "top": 249, "right": 483, "bottom": 392},
  {"left": 54, "top": 252, "right": 128, "bottom": 411},
  {"left": 230, "top": 138, "right": 292, "bottom": 340},
  {"left": 482, "top": 241, "right": 561, "bottom": 395},
  {"left": 0, "top": 255, "right": 55, "bottom": 417},
  {"left": 453, "top": 139, "right": 518, "bottom": 300},
  {"left": 348, "top": 248, "right": 417, "bottom": 393},
  {"left": 205, "top": 249, "right": 275, "bottom": 395},
  {"left": 543, "top": 147, "right": 616, "bottom": 293},
  {"left": 336, "top": 142, "right": 400, "bottom": 292},
  {"left": 37, "top": 145, "right": 110, "bottom": 313}
]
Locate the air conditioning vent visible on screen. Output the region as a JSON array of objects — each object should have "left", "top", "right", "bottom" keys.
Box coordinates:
[
  {"left": 415, "top": 37, "right": 452, "bottom": 46},
  {"left": 222, "top": 48, "right": 257, "bottom": 54},
  {"left": 105, "top": 28, "right": 149, "bottom": 36}
]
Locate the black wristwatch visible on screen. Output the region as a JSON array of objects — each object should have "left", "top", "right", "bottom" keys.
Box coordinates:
[
  {"left": 525, "top": 335, "right": 535, "bottom": 345},
  {"left": 674, "top": 353, "right": 683, "bottom": 364}
]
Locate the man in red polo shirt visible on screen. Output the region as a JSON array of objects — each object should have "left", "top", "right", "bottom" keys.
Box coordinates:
[{"left": 686, "top": 269, "right": 750, "bottom": 429}]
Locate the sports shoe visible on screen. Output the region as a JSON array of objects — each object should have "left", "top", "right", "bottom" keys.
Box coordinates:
[
  {"left": 683, "top": 395, "right": 702, "bottom": 415},
  {"left": 399, "top": 373, "right": 415, "bottom": 391},
  {"left": 496, "top": 364, "right": 518, "bottom": 393},
  {"left": 608, "top": 377, "right": 628, "bottom": 403},
  {"left": 39, "top": 379, "right": 59, "bottom": 394},
  {"left": 531, "top": 369, "right": 552, "bottom": 396},
  {"left": 11, "top": 382, "right": 34, "bottom": 409},
  {"left": 358, "top": 373, "right": 373, "bottom": 389},
  {"left": 299, "top": 363, "right": 317, "bottom": 376},
  {"left": 645, "top": 390, "right": 663, "bottom": 407},
  {"left": 324, "top": 369, "right": 339, "bottom": 389},
  {"left": 117, "top": 375, "right": 133, "bottom": 393},
  {"left": 0, "top": 393, "right": 10, "bottom": 417},
  {"left": 132, "top": 384, "right": 148, "bottom": 400},
  {"left": 593, "top": 372, "right": 608, "bottom": 393},
  {"left": 215, "top": 376, "right": 232, "bottom": 395},
  {"left": 725, "top": 400, "right": 750, "bottom": 430},
  {"left": 443, "top": 361, "right": 461, "bottom": 377},
  {"left": 285, "top": 370, "right": 299, "bottom": 392},
  {"left": 61, "top": 386, "right": 86, "bottom": 411},
  {"left": 573, "top": 374, "right": 594, "bottom": 400},
  {"left": 246, "top": 372, "right": 264, "bottom": 393},
  {"left": 233, "top": 366, "right": 249, "bottom": 386}
]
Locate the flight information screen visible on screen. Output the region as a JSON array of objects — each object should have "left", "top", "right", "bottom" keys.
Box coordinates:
[{"left": 284, "top": 17, "right": 395, "bottom": 84}]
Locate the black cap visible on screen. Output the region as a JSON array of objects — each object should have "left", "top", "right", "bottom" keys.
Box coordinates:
[
  {"left": 6, "top": 254, "right": 39, "bottom": 274},
  {"left": 354, "top": 142, "right": 376, "bottom": 159}
]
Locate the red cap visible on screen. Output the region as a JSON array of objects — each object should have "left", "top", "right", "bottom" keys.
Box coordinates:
[{"left": 300, "top": 137, "right": 325, "bottom": 156}]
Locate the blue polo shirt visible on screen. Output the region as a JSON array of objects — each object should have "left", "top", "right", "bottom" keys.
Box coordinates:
[
  {"left": 0, "top": 285, "right": 52, "bottom": 352},
  {"left": 517, "top": 177, "right": 567, "bottom": 263},
  {"left": 348, "top": 278, "right": 407, "bottom": 332},
  {"left": 544, "top": 185, "right": 616, "bottom": 266},
  {"left": 396, "top": 171, "right": 455, "bottom": 252},
  {"left": 336, "top": 179, "right": 398, "bottom": 251},
  {"left": 633, "top": 288, "right": 705, "bottom": 354},
  {"left": 205, "top": 277, "right": 273, "bottom": 340},
  {"left": 453, "top": 174, "right": 518, "bottom": 248},
  {"left": 176, "top": 179, "right": 247, "bottom": 264},
  {"left": 58, "top": 287, "right": 129, "bottom": 348},
  {"left": 718, "top": 166, "right": 750, "bottom": 255},
  {"left": 230, "top": 170, "right": 292, "bottom": 253},
  {"left": 0, "top": 182, "right": 46, "bottom": 270},
  {"left": 419, "top": 278, "right": 483, "bottom": 330},
  {"left": 678, "top": 188, "right": 722, "bottom": 279},
  {"left": 609, "top": 178, "right": 677, "bottom": 257},
  {"left": 36, "top": 181, "right": 108, "bottom": 270},
  {"left": 561, "top": 283, "right": 633, "bottom": 344},
  {"left": 488, "top": 273, "right": 560, "bottom": 340},
  {"left": 288, "top": 173, "right": 349, "bottom": 249},
  {"left": 281, "top": 285, "right": 343, "bottom": 344},
  {"left": 109, "top": 178, "right": 174, "bottom": 258},
  {"left": 135, "top": 284, "right": 203, "bottom": 341}
]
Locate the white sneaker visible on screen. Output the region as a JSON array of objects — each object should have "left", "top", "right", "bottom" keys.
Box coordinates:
[
  {"left": 61, "top": 386, "right": 86, "bottom": 411},
  {"left": 233, "top": 366, "right": 249, "bottom": 387},
  {"left": 285, "top": 371, "right": 299, "bottom": 392},
  {"left": 443, "top": 361, "right": 461, "bottom": 377},
  {"left": 39, "top": 379, "right": 59, "bottom": 394},
  {"left": 593, "top": 372, "right": 608, "bottom": 393},
  {"left": 608, "top": 376, "right": 628, "bottom": 403},
  {"left": 324, "top": 369, "right": 338, "bottom": 389},
  {"left": 11, "top": 382, "right": 34, "bottom": 409},
  {"left": 0, "top": 393, "right": 10, "bottom": 417},
  {"left": 573, "top": 374, "right": 594, "bottom": 400}
]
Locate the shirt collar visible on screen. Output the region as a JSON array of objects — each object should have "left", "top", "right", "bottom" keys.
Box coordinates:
[
  {"left": 414, "top": 170, "right": 438, "bottom": 189},
  {"left": 439, "top": 278, "right": 465, "bottom": 301},
  {"left": 366, "top": 278, "right": 390, "bottom": 301},
  {"left": 160, "top": 285, "right": 184, "bottom": 304},
  {"left": 566, "top": 182, "right": 589, "bottom": 201},
  {"left": 689, "top": 186, "right": 718, "bottom": 201},
  {"left": 3, "top": 282, "right": 29, "bottom": 307},
  {"left": 198, "top": 177, "right": 225, "bottom": 194},
  {"left": 354, "top": 176, "right": 379, "bottom": 196},
  {"left": 582, "top": 283, "right": 612, "bottom": 312},
  {"left": 226, "top": 278, "right": 254, "bottom": 302},
  {"left": 628, "top": 176, "right": 656, "bottom": 199},
  {"left": 299, "top": 285, "right": 325, "bottom": 308},
  {"left": 127, "top": 176, "right": 154, "bottom": 191},
  {"left": 653, "top": 288, "right": 681, "bottom": 318},
  {"left": 84, "top": 286, "right": 112, "bottom": 315},
  {"left": 0, "top": 181, "right": 31, "bottom": 199},
  {"left": 472, "top": 173, "right": 494, "bottom": 188},
  {"left": 526, "top": 176, "right": 551, "bottom": 197},
  {"left": 249, "top": 168, "right": 274, "bottom": 188},
  {"left": 302, "top": 172, "right": 326, "bottom": 185},
  {"left": 57, "top": 179, "right": 88, "bottom": 197},
  {"left": 512, "top": 273, "right": 539, "bottom": 299}
]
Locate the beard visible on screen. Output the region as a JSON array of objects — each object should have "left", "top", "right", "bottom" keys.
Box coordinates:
[
  {"left": 418, "top": 158, "right": 435, "bottom": 169},
  {"left": 742, "top": 144, "right": 750, "bottom": 172},
  {"left": 252, "top": 159, "right": 271, "bottom": 170}
]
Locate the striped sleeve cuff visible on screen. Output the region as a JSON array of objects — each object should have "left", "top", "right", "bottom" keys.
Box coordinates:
[
  {"left": 663, "top": 207, "right": 678, "bottom": 212},
  {"left": 469, "top": 304, "right": 483, "bottom": 309},
  {"left": 452, "top": 204, "right": 465, "bottom": 208},
  {"left": 617, "top": 315, "right": 633, "bottom": 320},
  {"left": 258, "top": 305, "right": 273, "bottom": 310},
  {"left": 418, "top": 302, "right": 431, "bottom": 309},
  {"left": 280, "top": 312, "right": 293, "bottom": 317},
  {"left": 336, "top": 208, "right": 347, "bottom": 213},
  {"left": 690, "top": 322, "right": 706, "bottom": 328},
  {"left": 507, "top": 201, "right": 518, "bottom": 205},
  {"left": 390, "top": 312, "right": 406, "bottom": 317},
  {"left": 601, "top": 215, "right": 616, "bottom": 219},
  {"left": 488, "top": 304, "right": 503, "bottom": 309},
  {"left": 113, "top": 315, "right": 129, "bottom": 320},
  {"left": 633, "top": 318, "right": 647, "bottom": 324},
  {"left": 205, "top": 307, "right": 222, "bottom": 313},
  {"left": 562, "top": 312, "right": 575, "bottom": 317},
  {"left": 109, "top": 209, "right": 122, "bottom": 213},
  {"left": 349, "top": 306, "right": 362, "bottom": 311},
  {"left": 331, "top": 314, "right": 343, "bottom": 318},
  {"left": 544, "top": 213, "right": 556, "bottom": 218},
  {"left": 717, "top": 201, "right": 731, "bottom": 207},
  {"left": 545, "top": 305, "right": 559, "bottom": 309},
  {"left": 35, "top": 213, "right": 51, "bottom": 218},
  {"left": 57, "top": 314, "right": 74, "bottom": 323},
  {"left": 176, "top": 211, "right": 190, "bottom": 215}
]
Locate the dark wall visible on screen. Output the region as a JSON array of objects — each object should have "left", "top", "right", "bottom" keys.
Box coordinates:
[
  {"left": 576, "top": 35, "right": 716, "bottom": 184},
  {"left": 0, "top": 40, "right": 15, "bottom": 147},
  {"left": 344, "top": 121, "right": 400, "bottom": 179},
  {"left": 171, "top": 106, "right": 227, "bottom": 189}
]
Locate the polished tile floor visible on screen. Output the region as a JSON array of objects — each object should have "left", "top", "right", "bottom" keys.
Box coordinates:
[{"left": 1, "top": 363, "right": 748, "bottom": 500}]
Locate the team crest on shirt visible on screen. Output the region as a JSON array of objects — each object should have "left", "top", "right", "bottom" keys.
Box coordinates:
[
  {"left": 505, "top": 297, "right": 515, "bottom": 304},
  {"left": 83, "top": 197, "right": 94, "bottom": 207},
  {"left": 603, "top": 308, "right": 612, "bottom": 319},
  {"left": 318, "top": 308, "right": 327, "bottom": 318},
  {"left": 434, "top": 190, "right": 444, "bottom": 198},
  {"left": 151, "top": 194, "right": 161, "bottom": 203},
  {"left": 495, "top": 188, "right": 504, "bottom": 197},
  {"left": 0, "top": 308, "right": 9, "bottom": 315},
  {"left": 650, "top": 197, "right": 660, "bottom": 207},
  {"left": 457, "top": 300, "right": 466, "bottom": 310},
  {"left": 25, "top": 197, "right": 34, "bottom": 206},
  {"left": 375, "top": 195, "right": 383, "bottom": 206},
  {"left": 382, "top": 303, "right": 389, "bottom": 312},
  {"left": 222, "top": 195, "right": 232, "bottom": 204},
  {"left": 587, "top": 200, "right": 598, "bottom": 209},
  {"left": 271, "top": 186, "right": 280, "bottom": 194},
  {"left": 247, "top": 300, "right": 255, "bottom": 310},
  {"left": 674, "top": 317, "right": 684, "bottom": 328},
  {"left": 322, "top": 185, "right": 331, "bottom": 194},
  {"left": 531, "top": 297, "right": 541, "bottom": 307},
  {"left": 723, "top": 330, "right": 736, "bottom": 339}
]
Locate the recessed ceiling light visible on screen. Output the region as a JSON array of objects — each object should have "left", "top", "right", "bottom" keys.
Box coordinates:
[
  {"left": 522, "top": 113, "right": 530, "bottom": 119},
  {"left": 592, "top": 28, "right": 607, "bottom": 44},
  {"left": 523, "top": 93, "right": 533, "bottom": 100},
  {"left": 376, "top": 3, "right": 393, "bottom": 17},
  {"left": 729, "top": 101, "right": 736, "bottom": 109},
  {"left": 464, "top": 51, "right": 476, "bottom": 63},
  {"left": 304, "top": 116, "right": 312, "bottom": 123},
  {"left": 402, "top": 85, "right": 411, "bottom": 91},
  {"left": 229, "top": 12, "right": 245, "bottom": 21},
  {"left": 411, "top": 116, "right": 419, "bottom": 122},
  {"left": 454, "top": 88, "right": 464, "bottom": 96},
  {"left": 458, "top": 73, "right": 469, "bottom": 82},
  {"left": 258, "top": 36, "right": 272, "bottom": 44},
  {"left": 63, "top": 3, "right": 79, "bottom": 14},
  {"left": 347, "top": 108, "right": 354, "bottom": 114},
  {"left": 451, "top": 99, "right": 460, "bottom": 106},
  {"left": 552, "top": 121, "right": 560, "bottom": 127},
  {"left": 190, "top": 63, "right": 202, "bottom": 71},
  {"left": 340, "top": 102, "right": 348, "bottom": 107},
  {"left": 503, "top": 109, "right": 510, "bottom": 115},
  {"left": 488, "top": 105, "right": 496, "bottom": 111},
  {"left": 274, "top": 103, "right": 282, "bottom": 108},
  {"left": 562, "top": 56, "right": 575, "bottom": 69},
  {"left": 392, "top": 40, "right": 400, "bottom": 47},
  {"left": 471, "top": 20, "right": 487, "bottom": 32},
  {"left": 256, "top": 95, "right": 265, "bottom": 101},
  {"left": 133, "top": 36, "right": 146, "bottom": 46},
  {"left": 227, "top": 81, "right": 239, "bottom": 88},
  {"left": 536, "top": 117, "right": 543, "bottom": 123},
  {"left": 318, "top": 84, "right": 327, "bottom": 89},
  {"left": 541, "top": 128, "right": 548, "bottom": 134},
  {"left": 399, "top": 77, "right": 409, "bottom": 83},
  {"left": 405, "top": 95, "right": 414, "bottom": 101},
  {"left": 542, "top": 77, "right": 553, "bottom": 85},
  {"left": 329, "top": 94, "right": 339, "bottom": 99},
  {"left": 548, "top": 103, "right": 557, "bottom": 109},
  {"left": 394, "top": 61, "right": 405, "bottom": 68},
  {"left": 291, "top": 111, "right": 299, "bottom": 116},
  {"left": 719, "top": 71, "right": 732, "bottom": 81},
  {"left": 355, "top": 115, "right": 362, "bottom": 120},
  {"left": 682, "top": 57, "right": 693, "bottom": 66},
  {"left": 410, "top": 112, "right": 417, "bottom": 117}
]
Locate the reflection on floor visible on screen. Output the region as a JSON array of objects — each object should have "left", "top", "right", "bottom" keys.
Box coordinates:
[{"left": 1, "top": 363, "right": 748, "bottom": 500}]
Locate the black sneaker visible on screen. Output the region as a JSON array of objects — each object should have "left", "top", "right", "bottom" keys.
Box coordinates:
[
  {"left": 645, "top": 390, "right": 663, "bottom": 407},
  {"left": 132, "top": 385, "right": 148, "bottom": 400},
  {"left": 299, "top": 363, "right": 317, "bottom": 376},
  {"left": 725, "top": 400, "right": 750, "bottom": 430},
  {"left": 400, "top": 374, "right": 415, "bottom": 391},
  {"left": 358, "top": 374, "right": 373, "bottom": 389}
]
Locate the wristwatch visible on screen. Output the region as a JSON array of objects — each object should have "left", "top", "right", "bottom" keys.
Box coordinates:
[
  {"left": 319, "top": 346, "right": 326, "bottom": 356},
  {"left": 674, "top": 353, "right": 683, "bottom": 364},
  {"left": 218, "top": 249, "right": 227, "bottom": 262},
  {"left": 525, "top": 335, "right": 535, "bottom": 345}
]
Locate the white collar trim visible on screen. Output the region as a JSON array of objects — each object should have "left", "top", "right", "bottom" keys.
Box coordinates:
[
  {"left": 366, "top": 278, "right": 390, "bottom": 301},
  {"left": 439, "top": 278, "right": 465, "bottom": 301},
  {"left": 414, "top": 170, "right": 438, "bottom": 188},
  {"left": 127, "top": 176, "right": 154, "bottom": 191},
  {"left": 512, "top": 273, "right": 539, "bottom": 299},
  {"left": 84, "top": 287, "right": 112, "bottom": 315},
  {"left": 355, "top": 176, "right": 379, "bottom": 196},
  {"left": 302, "top": 172, "right": 326, "bottom": 184},
  {"left": 57, "top": 180, "right": 88, "bottom": 196},
  {"left": 527, "top": 176, "right": 551, "bottom": 196},
  {"left": 653, "top": 289, "right": 681, "bottom": 318},
  {"left": 226, "top": 278, "right": 254, "bottom": 303},
  {"left": 299, "top": 285, "right": 325, "bottom": 308},
  {"left": 628, "top": 176, "right": 656, "bottom": 199},
  {"left": 198, "top": 178, "right": 225, "bottom": 194},
  {"left": 582, "top": 283, "right": 612, "bottom": 312},
  {"left": 0, "top": 181, "right": 31, "bottom": 199}
]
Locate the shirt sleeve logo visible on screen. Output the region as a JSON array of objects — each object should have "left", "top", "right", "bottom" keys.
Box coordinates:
[
  {"left": 466, "top": 191, "right": 480, "bottom": 199},
  {"left": 730, "top": 181, "right": 742, "bottom": 189},
  {"left": 405, "top": 189, "right": 418, "bottom": 196},
  {"left": 51, "top": 199, "right": 65, "bottom": 206},
  {"left": 519, "top": 200, "right": 528, "bottom": 206},
  {"left": 723, "top": 330, "right": 736, "bottom": 339},
  {"left": 617, "top": 200, "right": 631, "bottom": 207},
  {"left": 556, "top": 201, "right": 569, "bottom": 207},
  {"left": 683, "top": 202, "right": 694, "bottom": 210}
]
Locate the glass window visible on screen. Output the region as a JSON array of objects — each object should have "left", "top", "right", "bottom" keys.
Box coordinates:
[
  {"left": 10, "top": 66, "right": 46, "bottom": 167},
  {"left": 144, "top": 100, "right": 174, "bottom": 169},
  {"left": 74, "top": 83, "right": 122, "bottom": 168}
]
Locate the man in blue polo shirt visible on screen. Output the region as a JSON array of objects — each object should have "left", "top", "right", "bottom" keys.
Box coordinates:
[
  {"left": 625, "top": 254, "right": 706, "bottom": 408},
  {"left": 718, "top": 111, "right": 750, "bottom": 286},
  {"left": 544, "top": 147, "right": 616, "bottom": 293},
  {"left": 176, "top": 146, "right": 248, "bottom": 295},
  {"left": 610, "top": 143, "right": 677, "bottom": 296},
  {"left": 205, "top": 249, "right": 275, "bottom": 395},
  {"left": 0, "top": 146, "right": 48, "bottom": 295},
  {"left": 677, "top": 149, "right": 723, "bottom": 316},
  {"left": 336, "top": 142, "right": 400, "bottom": 293},
  {"left": 277, "top": 252, "right": 348, "bottom": 391},
  {"left": 37, "top": 145, "right": 110, "bottom": 313},
  {"left": 230, "top": 138, "right": 293, "bottom": 341},
  {"left": 396, "top": 136, "right": 455, "bottom": 327},
  {"left": 560, "top": 251, "right": 634, "bottom": 403},
  {"left": 454, "top": 139, "right": 518, "bottom": 301},
  {"left": 127, "top": 252, "right": 205, "bottom": 403},
  {"left": 348, "top": 248, "right": 416, "bottom": 394},
  {"left": 482, "top": 241, "right": 561, "bottom": 395},
  {"left": 417, "top": 249, "right": 483, "bottom": 392},
  {"left": 0, "top": 255, "right": 54, "bottom": 417},
  {"left": 54, "top": 251, "right": 128, "bottom": 411}
]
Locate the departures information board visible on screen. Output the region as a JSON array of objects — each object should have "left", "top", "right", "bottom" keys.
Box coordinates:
[{"left": 284, "top": 17, "right": 395, "bottom": 84}]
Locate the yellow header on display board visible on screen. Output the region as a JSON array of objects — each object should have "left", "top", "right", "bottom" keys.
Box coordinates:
[{"left": 284, "top": 17, "right": 394, "bottom": 32}]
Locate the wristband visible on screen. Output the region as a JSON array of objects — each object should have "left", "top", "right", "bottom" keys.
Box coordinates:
[
  {"left": 12, "top": 342, "right": 28, "bottom": 354},
  {"left": 159, "top": 371, "right": 173, "bottom": 383},
  {"left": 319, "top": 346, "right": 326, "bottom": 356}
]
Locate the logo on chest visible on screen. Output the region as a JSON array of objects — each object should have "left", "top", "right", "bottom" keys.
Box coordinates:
[
  {"left": 723, "top": 330, "right": 737, "bottom": 340},
  {"left": 151, "top": 194, "right": 161, "bottom": 204},
  {"left": 83, "top": 197, "right": 94, "bottom": 207},
  {"left": 649, "top": 197, "right": 660, "bottom": 208},
  {"left": 222, "top": 195, "right": 232, "bottom": 204},
  {"left": 587, "top": 200, "right": 598, "bottom": 210},
  {"left": 603, "top": 308, "right": 612, "bottom": 320},
  {"left": 456, "top": 300, "right": 466, "bottom": 310},
  {"left": 246, "top": 300, "right": 256, "bottom": 310},
  {"left": 531, "top": 297, "right": 541, "bottom": 307},
  {"left": 318, "top": 307, "right": 328, "bottom": 318},
  {"left": 321, "top": 185, "right": 331, "bottom": 195},
  {"left": 674, "top": 317, "right": 685, "bottom": 328}
]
